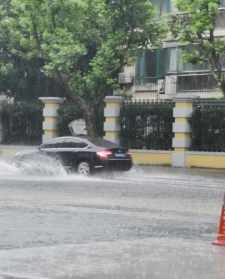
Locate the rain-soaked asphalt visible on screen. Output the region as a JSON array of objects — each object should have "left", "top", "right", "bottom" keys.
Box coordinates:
[{"left": 0, "top": 159, "right": 225, "bottom": 279}]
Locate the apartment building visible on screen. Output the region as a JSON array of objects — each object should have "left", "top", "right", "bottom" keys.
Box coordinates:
[{"left": 119, "top": 0, "right": 225, "bottom": 100}]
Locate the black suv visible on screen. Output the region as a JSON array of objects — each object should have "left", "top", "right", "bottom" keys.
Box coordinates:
[{"left": 16, "top": 136, "right": 133, "bottom": 175}]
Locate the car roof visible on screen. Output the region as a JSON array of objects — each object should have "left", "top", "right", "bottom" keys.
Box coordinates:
[
  {"left": 41, "top": 136, "right": 88, "bottom": 145},
  {"left": 41, "top": 136, "right": 118, "bottom": 148},
  {"left": 43, "top": 136, "right": 82, "bottom": 143}
]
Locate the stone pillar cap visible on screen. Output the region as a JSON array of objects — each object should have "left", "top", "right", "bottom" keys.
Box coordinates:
[
  {"left": 173, "top": 97, "right": 193, "bottom": 103},
  {"left": 105, "top": 96, "right": 123, "bottom": 103},
  {"left": 39, "top": 97, "right": 65, "bottom": 104}
]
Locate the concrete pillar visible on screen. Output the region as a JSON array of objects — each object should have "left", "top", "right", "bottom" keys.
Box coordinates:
[
  {"left": 0, "top": 99, "right": 4, "bottom": 143},
  {"left": 39, "top": 97, "right": 64, "bottom": 143},
  {"left": 0, "top": 115, "right": 3, "bottom": 143},
  {"left": 172, "top": 98, "right": 193, "bottom": 167},
  {"left": 104, "top": 96, "right": 123, "bottom": 144}
]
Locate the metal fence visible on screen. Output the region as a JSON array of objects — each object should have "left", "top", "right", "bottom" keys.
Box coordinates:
[
  {"left": 120, "top": 100, "right": 174, "bottom": 150},
  {"left": 191, "top": 99, "right": 225, "bottom": 152},
  {"left": 1, "top": 102, "right": 43, "bottom": 144}
]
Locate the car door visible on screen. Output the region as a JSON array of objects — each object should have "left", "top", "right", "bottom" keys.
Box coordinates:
[
  {"left": 40, "top": 142, "right": 61, "bottom": 160},
  {"left": 54, "top": 140, "right": 89, "bottom": 170},
  {"left": 39, "top": 141, "right": 75, "bottom": 167}
]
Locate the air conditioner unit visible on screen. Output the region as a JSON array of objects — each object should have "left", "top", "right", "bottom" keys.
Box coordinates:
[
  {"left": 165, "top": 75, "right": 177, "bottom": 96},
  {"left": 118, "top": 73, "right": 133, "bottom": 84}
]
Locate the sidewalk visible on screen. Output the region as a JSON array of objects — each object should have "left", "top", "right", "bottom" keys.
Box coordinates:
[{"left": 0, "top": 145, "right": 37, "bottom": 159}]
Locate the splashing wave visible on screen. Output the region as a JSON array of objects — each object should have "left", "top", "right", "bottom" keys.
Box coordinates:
[{"left": 0, "top": 153, "right": 67, "bottom": 177}]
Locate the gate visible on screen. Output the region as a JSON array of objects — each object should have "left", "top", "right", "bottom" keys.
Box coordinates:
[
  {"left": 120, "top": 100, "right": 174, "bottom": 150},
  {"left": 191, "top": 100, "right": 225, "bottom": 152}
]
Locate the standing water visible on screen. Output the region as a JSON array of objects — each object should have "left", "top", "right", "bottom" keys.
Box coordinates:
[{"left": 0, "top": 157, "right": 225, "bottom": 278}]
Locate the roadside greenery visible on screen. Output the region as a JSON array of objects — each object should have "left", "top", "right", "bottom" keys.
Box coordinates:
[
  {"left": 171, "top": 0, "right": 225, "bottom": 95},
  {"left": 0, "top": 0, "right": 165, "bottom": 137}
]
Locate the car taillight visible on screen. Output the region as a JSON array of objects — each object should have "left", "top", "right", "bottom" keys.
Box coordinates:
[
  {"left": 127, "top": 150, "right": 132, "bottom": 156},
  {"left": 97, "top": 150, "right": 112, "bottom": 159}
]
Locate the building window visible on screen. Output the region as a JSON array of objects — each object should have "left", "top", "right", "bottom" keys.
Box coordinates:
[
  {"left": 135, "top": 49, "right": 170, "bottom": 83},
  {"left": 135, "top": 46, "right": 210, "bottom": 85},
  {"left": 151, "top": 0, "right": 171, "bottom": 15},
  {"left": 221, "top": 0, "right": 225, "bottom": 7},
  {"left": 176, "top": 47, "right": 208, "bottom": 73}
]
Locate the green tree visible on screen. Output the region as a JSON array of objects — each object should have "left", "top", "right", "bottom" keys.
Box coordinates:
[
  {"left": 0, "top": 0, "right": 164, "bottom": 136},
  {"left": 171, "top": 0, "right": 225, "bottom": 96},
  {"left": 0, "top": 0, "right": 65, "bottom": 101}
]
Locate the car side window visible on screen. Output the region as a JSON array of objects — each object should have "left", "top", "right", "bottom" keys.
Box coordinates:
[
  {"left": 51, "top": 141, "right": 88, "bottom": 148},
  {"left": 67, "top": 141, "right": 87, "bottom": 148},
  {"left": 66, "top": 142, "right": 76, "bottom": 148},
  {"left": 41, "top": 141, "right": 88, "bottom": 149},
  {"left": 41, "top": 143, "right": 57, "bottom": 148},
  {"left": 76, "top": 142, "right": 88, "bottom": 148},
  {"left": 54, "top": 143, "right": 64, "bottom": 148}
]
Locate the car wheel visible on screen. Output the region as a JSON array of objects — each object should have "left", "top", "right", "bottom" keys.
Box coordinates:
[{"left": 77, "top": 161, "right": 91, "bottom": 176}]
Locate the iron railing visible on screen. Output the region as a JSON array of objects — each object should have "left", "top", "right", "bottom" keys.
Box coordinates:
[
  {"left": 135, "top": 73, "right": 220, "bottom": 97},
  {"left": 191, "top": 99, "right": 225, "bottom": 152},
  {"left": 1, "top": 102, "right": 43, "bottom": 144},
  {"left": 134, "top": 76, "right": 165, "bottom": 94},
  {"left": 120, "top": 100, "right": 174, "bottom": 150},
  {"left": 177, "top": 73, "right": 218, "bottom": 93}
]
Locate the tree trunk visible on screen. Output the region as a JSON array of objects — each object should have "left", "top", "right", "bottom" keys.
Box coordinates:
[
  {"left": 55, "top": 75, "right": 99, "bottom": 137},
  {"left": 84, "top": 105, "right": 97, "bottom": 138},
  {"left": 220, "top": 79, "right": 225, "bottom": 97},
  {"left": 69, "top": 96, "right": 98, "bottom": 137}
]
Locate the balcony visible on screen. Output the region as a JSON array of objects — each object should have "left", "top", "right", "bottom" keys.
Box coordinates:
[
  {"left": 134, "top": 76, "right": 165, "bottom": 94},
  {"left": 134, "top": 73, "right": 223, "bottom": 99},
  {"left": 176, "top": 73, "right": 218, "bottom": 93}
]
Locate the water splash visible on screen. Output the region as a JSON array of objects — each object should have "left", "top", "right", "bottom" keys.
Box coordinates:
[
  {"left": 0, "top": 153, "right": 67, "bottom": 178},
  {"left": 0, "top": 160, "right": 20, "bottom": 176},
  {"left": 15, "top": 154, "right": 68, "bottom": 176}
]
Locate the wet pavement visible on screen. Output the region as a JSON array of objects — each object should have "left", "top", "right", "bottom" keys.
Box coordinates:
[{"left": 0, "top": 160, "right": 225, "bottom": 279}]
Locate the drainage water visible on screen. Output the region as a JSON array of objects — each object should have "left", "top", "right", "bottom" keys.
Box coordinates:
[{"left": 1, "top": 154, "right": 225, "bottom": 188}]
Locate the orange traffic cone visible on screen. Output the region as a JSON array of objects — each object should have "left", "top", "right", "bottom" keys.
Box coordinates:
[{"left": 213, "top": 194, "right": 225, "bottom": 246}]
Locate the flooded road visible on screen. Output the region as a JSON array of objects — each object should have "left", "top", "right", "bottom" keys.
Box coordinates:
[{"left": 0, "top": 160, "right": 225, "bottom": 279}]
